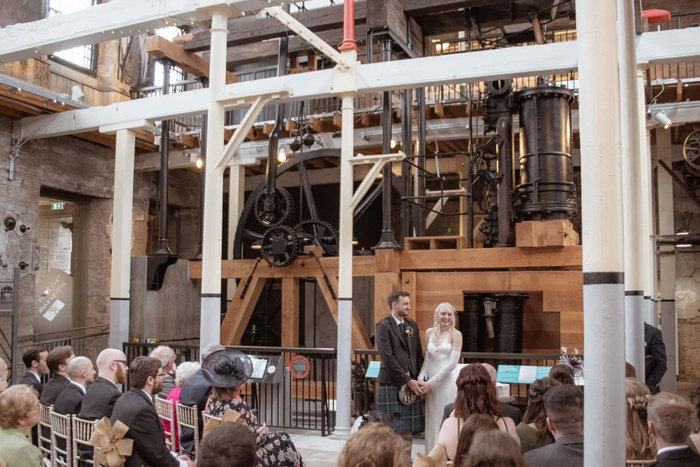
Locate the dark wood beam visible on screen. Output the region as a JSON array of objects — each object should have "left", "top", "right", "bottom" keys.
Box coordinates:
[{"left": 184, "top": 2, "right": 367, "bottom": 52}]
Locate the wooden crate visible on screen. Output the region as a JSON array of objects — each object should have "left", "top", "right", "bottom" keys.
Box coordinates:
[{"left": 515, "top": 220, "right": 579, "bottom": 247}]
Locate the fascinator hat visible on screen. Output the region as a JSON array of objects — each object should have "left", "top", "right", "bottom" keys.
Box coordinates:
[{"left": 202, "top": 349, "right": 253, "bottom": 388}]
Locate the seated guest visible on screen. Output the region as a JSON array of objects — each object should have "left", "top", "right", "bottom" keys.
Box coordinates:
[
  {"left": 0, "top": 385, "right": 43, "bottom": 467},
  {"left": 0, "top": 357, "right": 8, "bottom": 393},
  {"left": 150, "top": 345, "right": 177, "bottom": 396},
  {"left": 163, "top": 361, "right": 200, "bottom": 451},
  {"left": 626, "top": 377, "right": 656, "bottom": 461},
  {"left": 647, "top": 392, "right": 700, "bottom": 466},
  {"left": 437, "top": 364, "right": 519, "bottom": 461},
  {"left": 54, "top": 356, "right": 96, "bottom": 415},
  {"left": 111, "top": 356, "right": 193, "bottom": 467},
  {"left": 453, "top": 414, "right": 499, "bottom": 466},
  {"left": 523, "top": 385, "right": 583, "bottom": 467},
  {"left": 179, "top": 343, "right": 224, "bottom": 456},
  {"left": 79, "top": 348, "right": 128, "bottom": 420},
  {"left": 39, "top": 345, "right": 75, "bottom": 406},
  {"left": 19, "top": 346, "right": 49, "bottom": 395},
  {"left": 442, "top": 363, "right": 522, "bottom": 426},
  {"left": 464, "top": 430, "right": 527, "bottom": 467},
  {"left": 516, "top": 377, "right": 561, "bottom": 453},
  {"left": 203, "top": 348, "right": 305, "bottom": 467},
  {"left": 197, "top": 422, "right": 256, "bottom": 467},
  {"left": 548, "top": 364, "right": 575, "bottom": 386},
  {"left": 338, "top": 422, "right": 409, "bottom": 467}
]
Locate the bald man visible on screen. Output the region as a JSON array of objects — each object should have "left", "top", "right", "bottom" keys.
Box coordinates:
[
  {"left": 79, "top": 348, "right": 127, "bottom": 420},
  {"left": 54, "top": 356, "right": 95, "bottom": 415}
]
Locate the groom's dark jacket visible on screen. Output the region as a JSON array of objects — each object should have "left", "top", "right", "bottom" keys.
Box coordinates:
[{"left": 376, "top": 315, "right": 424, "bottom": 386}]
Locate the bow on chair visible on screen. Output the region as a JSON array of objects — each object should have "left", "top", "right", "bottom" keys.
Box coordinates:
[
  {"left": 89, "top": 417, "right": 134, "bottom": 467},
  {"left": 202, "top": 409, "right": 248, "bottom": 437}
]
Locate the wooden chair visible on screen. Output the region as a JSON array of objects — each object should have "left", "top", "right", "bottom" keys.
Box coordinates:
[
  {"left": 154, "top": 396, "right": 175, "bottom": 451},
  {"left": 50, "top": 411, "right": 72, "bottom": 467},
  {"left": 175, "top": 403, "right": 199, "bottom": 457},
  {"left": 38, "top": 404, "right": 53, "bottom": 460},
  {"left": 71, "top": 416, "right": 97, "bottom": 467},
  {"left": 201, "top": 412, "right": 221, "bottom": 425}
]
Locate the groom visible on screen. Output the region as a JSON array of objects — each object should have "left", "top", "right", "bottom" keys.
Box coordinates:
[{"left": 375, "top": 290, "right": 424, "bottom": 449}]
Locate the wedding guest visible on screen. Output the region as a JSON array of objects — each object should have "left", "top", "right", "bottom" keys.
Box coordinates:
[
  {"left": 54, "top": 356, "right": 95, "bottom": 415},
  {"left": 0, "top": 385, "right": 43, "bottom": 467},
  {"left": 647, "top": 392, "right": 700, "bottom": 466},
  {"left": 197, "top": 422, "right": 256, "bottom": 467},
  {"left": 162, "top": 361, "right": 200, "bottom": 451},
  {"left": 548, "top": 364, "right": 574, "bottom": 386},
  {"left": 79, "top": 348, "right": 128, "bottom": 420},
  {"left": 39, "top": 346, "right": 75, "bottom": 405},
  {"left": 625, "top": 377, "right": 656, "bottom": 461},
  {"left": 453, "top": 414, "right": 499, "bottom": 466},
  {"left": 150, "top": 346, "right": 177, "bottom": 396},
  {"left": 516, "top": 377, "right": 561, "bottom": 453},
  {"left": 463, "top": 430, "right": 527, "bottom": 467},
  {"left": 338, "top": 422, "right": 409, "bottom": 467},
  {"left": 18, "top": 347, "right": 49, "bottom": 395}
]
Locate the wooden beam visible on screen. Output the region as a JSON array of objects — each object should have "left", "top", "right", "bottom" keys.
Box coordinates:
[
  {"left": 400, "top": 246, "right": 583, "bottom": 270},
  {"left": 374, "top": 272, "right": 401, "bottom": 325},
  {"left": 281, "top": 277, "right": 300, "bottom": 347},
  {"left": 146, "top": 36, "right": 237, "bottom": 84},
  {"left": 185, "top": 2, "right": 367, "bottom": 52},
  {"left": 220, "top": 276, "right": 267, "bottom": 345},
  {"left": 189, "top": 255, "right": 377, "bottom": 279},
  {"left": 315, "top": 275, "right": 372, "bottom": 350}
]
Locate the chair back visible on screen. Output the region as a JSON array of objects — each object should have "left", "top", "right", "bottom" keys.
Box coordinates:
[
  {"left": 175, "top": 403, "right": 199, "bottom": 456},
  {"left": 201, "top": 413, "right": 221, "bottom": 425},
  {"left": 71, "top": 416, "right": 97, "bottom": 467},
  {"left": 155, "top": 396, "right": 176, "bottom": 450},
  {"left": 50, "top": 411, "right": 72, "bottom": 467},
  {"left": 38, "top": 404, "right": 53, "bottom": 459}
]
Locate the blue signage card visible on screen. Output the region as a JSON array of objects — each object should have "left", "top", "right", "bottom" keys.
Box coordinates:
[
  {"left": 365, "top": 361, "right": 381, "bottom": 378},
  {"left": 497, "top": 365, "right": 552, "bottom": 384}
]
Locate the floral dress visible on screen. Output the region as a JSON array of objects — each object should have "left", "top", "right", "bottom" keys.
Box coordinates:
[{"left": 206, "top": 396, "right": 305, "bottom": 467}]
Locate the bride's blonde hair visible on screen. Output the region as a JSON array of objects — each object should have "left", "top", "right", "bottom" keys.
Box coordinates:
[{"left": 432, "top": 302, "right": 456, "bottom": 344}]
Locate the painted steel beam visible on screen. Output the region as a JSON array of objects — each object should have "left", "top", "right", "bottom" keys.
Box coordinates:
[
  {"left": 20, "top": 28, "right": 700, "bottom": 140},
  {"left": 0, "top": 0, "right": 292, "bottom": 64}
]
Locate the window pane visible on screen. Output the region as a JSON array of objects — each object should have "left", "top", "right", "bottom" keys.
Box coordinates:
[{"left": 49, "top": 0, "right": 96, "bottom": 70}]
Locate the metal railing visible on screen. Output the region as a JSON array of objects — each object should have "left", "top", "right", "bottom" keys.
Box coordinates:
[
  {"left": 123, "top": 342, "right": 337, "bottom": 436},
  {"left": 352, "top": 349, "right": 561, "bottom": 415},
  {"left": 0, "top": 270, "right": 18, "bottom": 382}
]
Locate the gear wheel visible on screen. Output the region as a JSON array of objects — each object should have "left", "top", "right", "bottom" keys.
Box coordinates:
[
  {"left": 254, "top": 186, "right": 294, "bottom": 226},
  {"left": 295, "top": 219, "right": 339, "bottom": 256},
  {"left": 260, "top": 225, "right": 300, "bottom": 267}
]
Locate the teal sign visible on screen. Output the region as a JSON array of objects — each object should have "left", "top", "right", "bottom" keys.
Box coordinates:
[
  {"left": 497, "top": 365, "right": 552, "bottom": 384},
  {"left": 365, "top": 361, "right": 381, "bottom": 378}
]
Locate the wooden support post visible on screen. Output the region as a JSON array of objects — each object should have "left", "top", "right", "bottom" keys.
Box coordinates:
[
  {"left": 315, "top": 275, "right": 372, "bottom": 350},
  {"left": 374, "top": 272, "right": 401, "bottom": 325},
  {"left": 281, "top": 277, "right": 300, "bottom": 347},
  {"left": 220, "top": 277, "right": 266, "bottom": 345}
]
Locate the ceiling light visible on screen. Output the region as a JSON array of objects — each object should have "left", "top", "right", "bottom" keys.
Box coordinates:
[
  {"left": 675, "top": 243, "right": 692, "bottom": 248},
  {"left": 653, "top": 111, "right": 672, "bottom": 130},
  {"left": 277, "top": 147, "right": 288, "bottom": 163},
  {"left": 195, "top": 156, "right": 203, "bottom": 169}
]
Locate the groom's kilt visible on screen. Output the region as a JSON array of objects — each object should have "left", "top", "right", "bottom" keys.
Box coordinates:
[{"left": 376, "top": 384, "right": 423, "bottom": 434}]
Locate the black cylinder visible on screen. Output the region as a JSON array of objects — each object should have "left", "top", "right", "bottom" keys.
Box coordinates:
[
  {"left": 461, "top": 294, "right": 488, "bottom": 352},
  {"left": 493, "top": 293, "right": 528, "bottom": 353},
  {"left": 514, "top": 86, "right": 576, "bottom": 220}
]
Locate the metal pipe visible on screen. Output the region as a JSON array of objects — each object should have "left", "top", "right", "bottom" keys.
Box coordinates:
[
  {"left": 192, "top": 102, "right": 208, "bottom": 260},
  {"left": 401, "top": 88, "right": 412, "bottom": 240},
  {"left": 338, "top": 0, "right": 358, "bottom": 52},
  {"left": 496, "top": 116, "right": 512, "bottom": 246},
  {"left": 266, "top": 36, "right": 289, "bottom": 196},
  {"left": 416, "top": 87, "right": 426, "bottom": 236},
  {"left": 374, "top": 39, "right": 400, "bottom": 249},
  {"left": 617, "top": 0, "right": 645, "bottom": 380},
  {"left": 200, "top": 8, "right": 231, "bottom": 352},
  {"left": 155, "top": 62, "right": 173, "bottom": 255},
  {"left": 577, "top": 0, "right": 626, "bottom": 465}
]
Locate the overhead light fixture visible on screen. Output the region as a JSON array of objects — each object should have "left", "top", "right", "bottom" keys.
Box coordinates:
[
  {"left": 390, "top": 138, "right": 399, "bottom": 149},
  {"left": 675, "top": 243, "right": 692, "bottom": 248},
  {"left": 352, "top": 238, "right": 359, "bottom": 246},
  {"left": 654, "top": 111, "right": 672, "bottom": 130},
  {"left": 251, "top": 240, "right": 262, "bottom": 251},
  {"left": 195, "top": 156, "right": 203, "bottom": 169},
  {"left": 277, "top": 147, "right": 288, "bottom": 163}
]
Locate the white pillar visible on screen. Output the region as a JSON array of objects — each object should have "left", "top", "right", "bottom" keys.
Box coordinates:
[
  {"left": 577, "top": 0, "right": 626, "bottom": 465},
  {"left": 227, "top": 165, "right": 246, "bottom": 300},
  {"left": 109, "top": 129, "right": 136, "bottom": 349},
  {"left": 617, "top": 0, "right": 645, "bottom": 381},
  {"left": 199, "top": 8, "right": 230, "bottom": 353}
]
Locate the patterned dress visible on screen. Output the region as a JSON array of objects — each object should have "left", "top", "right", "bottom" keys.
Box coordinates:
[{"left": 206, "top": 396, "right": 305, "bottom": 467}]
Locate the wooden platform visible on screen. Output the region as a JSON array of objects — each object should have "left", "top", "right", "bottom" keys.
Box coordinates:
[{"left": 190, "top": 240, "right": 583, "bottom": 353}]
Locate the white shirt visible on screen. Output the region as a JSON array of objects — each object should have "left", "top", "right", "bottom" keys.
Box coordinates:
[
  {"left": 69, "top": 379, "right": 86, "bottom": 394},
  {"left": 392, "top": 314, "right": 405, "bottom": 326}
]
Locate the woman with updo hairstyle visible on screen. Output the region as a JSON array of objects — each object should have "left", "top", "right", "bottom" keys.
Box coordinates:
[
  {"left": 625, "top": 377, "right": 656, "bottom": 460},
  {"left": 515, "top": 377, "right": 561, "bottom": 453},
  {"left": 202, "top": 349, "right": 305, "bottom": 467},
  {"left": 0, "top": 385, "right": 43, "bottom": 466},
  {"left": 437, "top": 364, "right": 519, "bottom": 460}
]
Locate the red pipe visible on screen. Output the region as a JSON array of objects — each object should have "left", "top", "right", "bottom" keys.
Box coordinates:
[{"left": 338, "top": 0, "right": 359, "bottom": 52}]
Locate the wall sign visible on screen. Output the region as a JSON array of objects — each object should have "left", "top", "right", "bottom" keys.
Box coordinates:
[{"left": 289, "top": 355, "right": 310, "bottom": 380}]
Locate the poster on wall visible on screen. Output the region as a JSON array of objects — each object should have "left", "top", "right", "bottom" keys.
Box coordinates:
[{"left": 35, "top": 268, "right": 74, "bottom": 334}]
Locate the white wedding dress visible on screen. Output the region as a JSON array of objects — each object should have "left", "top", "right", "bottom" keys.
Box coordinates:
[{"left": 418, "top": 330, "right": 461, "bottom": 454}]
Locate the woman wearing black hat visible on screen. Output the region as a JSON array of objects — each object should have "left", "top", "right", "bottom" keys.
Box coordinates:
[{"left": 202, "top": 349, "right": 305, "bottom": 467}]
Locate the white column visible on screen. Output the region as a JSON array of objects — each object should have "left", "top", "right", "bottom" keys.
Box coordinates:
[
  {"left": 227, "top": 165, "right": 246, "bottom": 300},
  {"left": 655, "top": 128, "right": 677, "bottom": 393},
  {"left": 617, "top": 0, "right": 645, "bottom": 381},
  {"left": 109, "top": 129, "right": 136, "bottom": 349},
  {"left": 199, "top": 8, "right": 230, "bottom": 353},
  {"left": 577, "top": 0, "right": 626, "bottom": 465}
]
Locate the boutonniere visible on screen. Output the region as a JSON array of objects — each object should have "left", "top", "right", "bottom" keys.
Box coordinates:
[{"left": 404, "top": 325, "right": 415, "bottom": 339}]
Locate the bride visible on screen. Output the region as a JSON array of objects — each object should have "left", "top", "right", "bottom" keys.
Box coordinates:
[{"left": 418, "top": 302, "right": 463, "bottom": 453}]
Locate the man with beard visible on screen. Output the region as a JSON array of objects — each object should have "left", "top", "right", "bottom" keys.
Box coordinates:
[
  {"left": 111, "top": 356, "right": 193, "bottom": 467},
  {"left": 79, "top": 348, "right": 127, "bottom": 420}
]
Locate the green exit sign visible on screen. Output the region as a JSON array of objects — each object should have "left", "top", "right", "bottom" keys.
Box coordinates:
[{"left": 50, "top": 202, "right": 64, "bottom": 211}]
